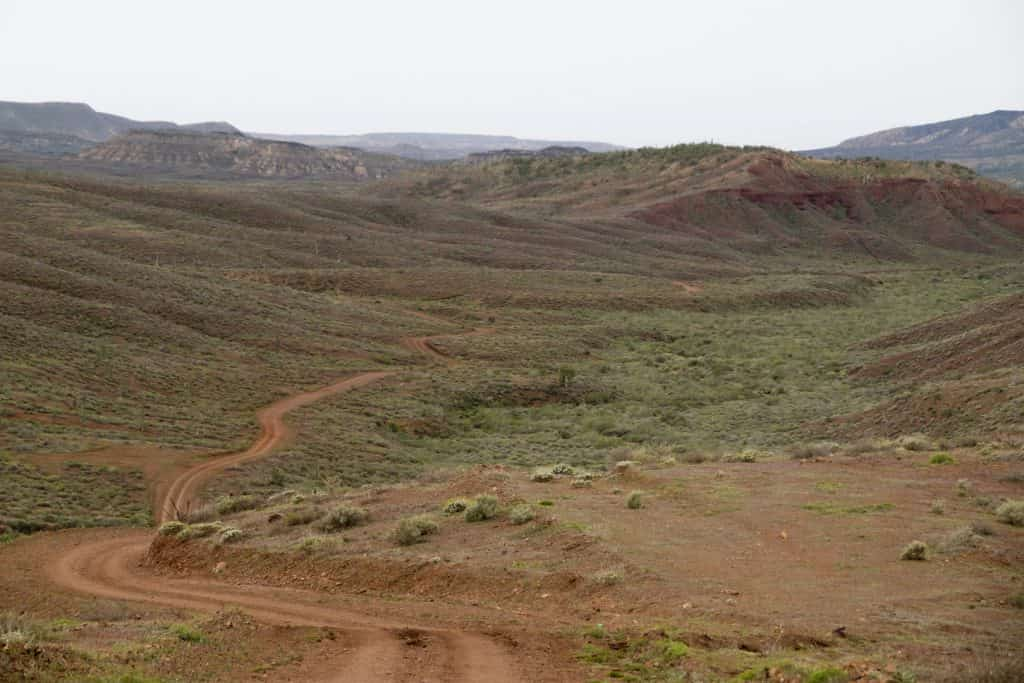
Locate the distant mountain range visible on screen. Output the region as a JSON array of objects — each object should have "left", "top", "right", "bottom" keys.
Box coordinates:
[
  {"left": 252, "top": 132, "right": 623, "bottom": 160},
  {"left": 0, "top": 100, "right": 622, "bottom": 170},
  {"left": 0, "top": 101, "right": 238, "bottom": 149},
  {"left": 803, "top": 110, "right": 1024, "bottom": 188}
]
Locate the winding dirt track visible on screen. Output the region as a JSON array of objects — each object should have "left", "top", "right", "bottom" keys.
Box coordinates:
[{"left": 43, "top": 332, "right": 523, "bottom": 682}]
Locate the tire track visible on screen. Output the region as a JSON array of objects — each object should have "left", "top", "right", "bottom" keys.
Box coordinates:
[{"left": 43, "top": 327, "right": 520, "bottom": 681}]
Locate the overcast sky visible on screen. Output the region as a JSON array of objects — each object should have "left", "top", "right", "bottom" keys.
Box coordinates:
[{"left": 2, "top": 0, "right": 1021, "bottom": 149}]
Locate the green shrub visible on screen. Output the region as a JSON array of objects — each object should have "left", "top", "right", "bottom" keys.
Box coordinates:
[
  {"left": 899, "top": 434, "right": 936, "bottom": 451},
  {"left": 442, "top": 498, "right": 468, "bottom": 514},
  {"left": 655, "top": 638, "right": 689, "bottom": 663},
  {"left": 722, "top": 449, "right": 758, "bottom": 463},
  {"left": 995, "top": 500, "right": 1024, "bottom": 526},
  {"left": 317, "top": 505, "right": 368, "bottom": 532},
  {"left": 465, "top": 494, "right": 499, "bottom": 522},
  {"left": 591, "top": 569, "right": 622, "bottom": 585},
  {"left": 157, "top": 521, "right": 187, "bottom": 537},
  {"left": 805, "top": 667, "right": 847, "bottom": 683},
  {"left": 215, "top": 495, "right": 262, "bottom": 516},
  {"left": 394, "top": 515, "right": 439, "bottom": 545},
  {"left": 551, "top": 463, "right": 575, "bottom": 475},
  {"left": 169, "top": 623, "right": 204, "bottom": 643},
  {"left": 626, "top": 491, "right": 643, "bottom": 509},
  {"left": 929, "top": 452, "right": 955, "bottom": 465},
  {"left": 178, "top": 522, "right": 224, "bottom": 540},
  {"left": 530, "top": 469, "right": 554, "bottom": 482},
  {"left": 218, "top": 528, "right": 244, "bottom": 544},
  {"left": 509, "top": 505, "right": 534, "bottom": 525},
  {"left": 296, "top": 535, "right": 334, "bottom": 554},
  {"left": 900, "top": 540, "right": 928, "bottom": 561},
  {"left": 284, "top": 507, "right": 322, "bottom": 526}
]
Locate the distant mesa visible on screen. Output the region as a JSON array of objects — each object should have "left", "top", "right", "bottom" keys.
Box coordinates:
[
  {"left": 253, "top": 132, "right": 623, "bottom": 161},
  {"left": 78, "top": 130, "right": 400, "bottom": 179},
  {"left": 802, "top": 110, "right": 1024, "bottom": 188}
]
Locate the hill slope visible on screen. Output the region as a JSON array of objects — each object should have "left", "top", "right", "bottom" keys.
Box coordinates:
[
  {"left": 803, "top": 110, "right": 1024, "bottom": 188},
  {"left": 387, "top": 144, "right": 1024, "bottom": 261},
  {"left": 77, "top": 130, "right": 409, "bottom": 179}
]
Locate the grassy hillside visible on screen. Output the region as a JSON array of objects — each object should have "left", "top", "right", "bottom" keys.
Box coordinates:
[{"left": 2, "top": 151, "right": 1024, "bottom": 532}]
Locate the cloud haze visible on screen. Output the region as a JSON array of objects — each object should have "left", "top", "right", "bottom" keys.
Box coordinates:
[{"left": 2, "top": 0, "right": 1021, "bottom": 148}]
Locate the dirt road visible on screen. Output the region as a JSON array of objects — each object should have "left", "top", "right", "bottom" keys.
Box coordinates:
[{"left": 42, "top": 331, "right": 526, "bottom": 682}]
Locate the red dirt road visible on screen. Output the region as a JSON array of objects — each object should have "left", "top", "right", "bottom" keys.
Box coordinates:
[
  {"left": 160, "top": 371, "right": 393, "bottom": 523},
  {"left": 41, "top": 330, "right": 529, "bottom": 682}
]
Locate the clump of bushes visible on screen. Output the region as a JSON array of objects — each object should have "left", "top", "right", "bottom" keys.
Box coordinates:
[
  {"left": 898, "top": 434, "right": 936, "bottom": 452},
  {"left": 215, "top": 495, "right": 262, "bottom": 516},
  {"left": 169, "top": 623, "right": 204, "bottom": 643},
  {"left": 626, "top": 491, "right": 643, "bottom": 510},
  {"left": 995, "top": 500, "right": 1024, "bottom": 526},
  {"left": 900, "top": 540, "right": 928, "bottom": 561},
  {"left": 509, "top": 505, "right": 535, "bottom": 525},
  {"left": 394, "top": 515, "right": 439, "bottom": 546},
  {"left": 530, "top": 469, "right": 555, "bottom": 483},
  {"left": 938, "top": 526, "right": 979, "bottom": 555},
  {"left": 551, "top": 463, "right": 575, "bottom": 475},
  {"left": 284, "top": 507, "right": 323, "bottom": 526},
  {"left": 296, "top": 535, "right": 334, "bottom": 554},
  {"left": 465, "top": 494, "right": 499, "bottom": 522},
  {"left": 442, "top": 498, "right": 468, "bottom": 514},
  {"left": 722, "top": 449, "right": 758, "bottom": 463},
  {"left": 158, "top": 520, "right": 187, "bottom": 537},
  {"left": 929, "top": 452, "right": 956, "bottom": 465},
  {"left": 218, "top": 527, "right": 244, "bottom": 545},
  {"left": 178, "top": 522, "right": 225, "bottom": 540},
  {"left": 317, "top": 505, "right": 368, "bottom": 532},
  {"left": 591, "top": 569, "right": 622, "bottom": 585}
]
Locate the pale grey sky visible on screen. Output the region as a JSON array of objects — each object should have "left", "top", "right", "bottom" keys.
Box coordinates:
[{"left": 2, "top": 0, "right": 1021, "bottom": 149}]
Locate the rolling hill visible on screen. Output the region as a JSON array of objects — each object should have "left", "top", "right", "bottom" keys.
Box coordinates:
[{"left": 803, "top": 109, "right": 1024, "bottom": 188}]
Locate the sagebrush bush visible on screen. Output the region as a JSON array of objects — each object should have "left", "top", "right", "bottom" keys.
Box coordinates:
[
  {"left": 530, "top": 469, "right": 554, "bottom": 482},
  {"left": 898, "top": 434, "right": 936, "bottom": 452},
  {"left": 995, "top": 500, "right": 1024, "bottom": 526},
  {"left": 442, "top": 498, "right": 468, "bottom": 514},
  {"left": 394, "top": 515, "right": 439, "bottom": 545},
  {"left": 930, "top": 499, "right": 946, "bottom": 515},
  {"left": 296, "top": 535, "right": 334, "bottom": 554},
  {"left": 592, "top": 569, "right": 622, "bottom": 585},
  {"left": 626, "top": 491, "right": 643, "bottom": 509},
  {"left": 317, "top": 505, "right": 368, "bottom": 532},
  {"left": 284, "top": 507, "right": 322, "bottom": 526},
  {"left": 215, "top": 495, "right": 262, "bottom": 516},
  {"left": 157, "top": 520, "right": 187, "bottom": 537},
  {"left": 900, "top": 540, "right": 928, "bottom": 561},
  {"left": 178, "top": 522, "right": 224, "bottom": 540},
  {"left": 465, "top": 494, "right": 499, "bottom": 522},
  {"left": 509, "top": 505, "right": 535, "bottom": 525},
  {"left": 551, "top": 463, "right": 575, "bottom": 475},
  {"left": 218, "top": 527, "right": 244, "bottom": 544}
]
